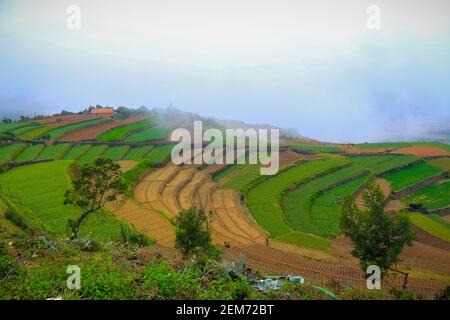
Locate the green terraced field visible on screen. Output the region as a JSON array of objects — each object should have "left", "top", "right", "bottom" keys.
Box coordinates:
[
  {"left": 428, "top": 158, "right": 450, "bottom": 171},
  {"left": 36, "top": 144, "right": 71, "bottom": 160},
  {"left": 0, "top": 122, "right": 30, "bottom": 133},
  {"left": 14, "top": 144, "right": 45, "bottom": 162},
  {"left": 77, "top": 145, "right": 109, "bottom": 164},
  {"left": 98, "top": 119, "right": 154, "bottom": 142},
  {"left": 0, "top": 143, "right": 27, "bottom": 163},
  {"left": 384, "top": 162, "right": 442, "bottom": 192},
  {"left": 46, "top": 118, "right": 110, "bottom": 139},
  {"left": 144, "top": 145, "right": 173, "bottom": 166},
  {"left": 125, "top": 126, "right": 168, "bottom": 142},
  {"left": 356, "top": 141, "right": 450, "bottom": 152},
  {"left": 221, "top": 165, "right": 261, "bottom": 191},
  {"left": 212, "top": 164, "right": 241, "bottom": 181},
  {"left": 351, "top": 155, "right": 419, "bottom": 175},
  {"left": 0, "top": 161, "right": 126, "bottom": 239},
  {"left": 11, "top": 125, "right": 41, "bottom": 136},
  {"left": 404, "top": 180, "right": 450, "bottom": 210},
  {"left": 123, "top": 146, "right": 153, "bottom": 160},
  {"left": 19, "top": 126, "right": 53, "bottom": 140},
  {"left": 282, "top": 165, "right": 368, "bottom": 237},
  {"left": 407, "top": 212, "right": 450, "bottom": 242},
  {"left": 103, "top": 146, "right": 130, "bottom": 161},
  {"left": 290, "top": 144, "right": 343, "bottom": 153},
  {"left": 275, "top": 231, "right": 330, "bottom": 252},
  {"left": 246, "top": 159, "right": 347, "bottom": 237},
  {"left": 62, "top": 144, "right": 92, "bottom": 160}
]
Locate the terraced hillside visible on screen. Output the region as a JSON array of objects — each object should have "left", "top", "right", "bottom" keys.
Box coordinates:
[
  {"left": 128, "top": 164, "right": 267, "bottom": 247},
  {"left": 61, "top": 115, "right": 147, "bottom": 141}
]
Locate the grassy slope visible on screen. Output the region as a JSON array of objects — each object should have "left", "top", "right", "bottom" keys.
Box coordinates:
[
  {"left": 0, "top": 143, "right": 27, "bottom": 163},
  {"left": 384, "top": 162, "right": 442, "bottom": 192},
  {"left": 125, "top": 126, "right": 168, "bottom": 142},
  {"left": 351, "top": 155, "right": 419, "bottom": 175},
  {"left": 221, "top": 165, "right": 261, "bottom": 191},
  {"left": 408, "top": 212, "right": 450, "bottom": 242},
  {"left": 14, "top": 144, "right": 45, "bottom": 162},
  {"left": 98, "top": 119, "right": 153, "bottom": 142},
  {"left": 63, "top": 144, "right": 92, "bottom": 160},
  {"left": 0, "top": 161, "right": 126, "bottom": 239},
  {"left": 36, "top": 144, "right": 71, "bottom": 160},
  {"left": 356, "top": 142, "right": 450, "bottom": 152},
  {"left": 77, "top": 145, "right": 109, "bottom": 164},
  {"left": 282, "top": 165, "right": 367, "bottom": 236},
  {"left": 20, "top": 127, "right": 53, "bottom": 140},
  {"left": 0, "top": 122, "right": 30, "bottom": 133},
  {"left": 246, "top": 159, "right": 346, "bottom": 238},
  {"left": 123, "top": 146, "right": 154, "bottom": 161},
  {"left": 103, "top": 146, "right": 130, "bottom": 161},
  {"left": 144, "top": 145, "right": 173, "bottom": 166},
  {"left": 404, "top": 180, "right": 450, "bottom": 210}
]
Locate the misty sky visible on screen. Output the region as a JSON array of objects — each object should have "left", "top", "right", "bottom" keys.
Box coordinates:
[{"left": 0, "top": 0, "right": 449, "bottom": 142}]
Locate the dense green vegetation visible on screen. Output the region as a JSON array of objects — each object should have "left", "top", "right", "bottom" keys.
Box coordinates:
[
  {"left": 275, "top": 231, "right": 330, "bottom": 252},
  {"left": 102, "top": 146, "right": 130, "bottom": 161},
  {"left": 36, "top": 144, "right": 71, "bottom": 160},
  {"left": 212, "top": 164, "right": 241, "bottom": 181},
  {"left": 62, "top": 144, "right": 92, "bottom": 160},
  {"left": 407, "top": 212, "right": 450, "bottom": 242},
  {"left": 77, "top": 145, "right": 109, "bottom": 164},
  {"left": 384, "top": 162, "right": 442, "bottom": 192},
  {"left": 15, "top": 144, "right": 45, "bottom": 162},
  {"left": 0, "top": 144, "right": 27, "bottom": 163},
  {"left": 290, "top": 144, "right": 343, "bottom": 153},
  {"left": 356, "top": 141, "right": 450, "bottom": 152},
  {"left": 98, "top": 119, "right": 154, "bottom": 142},
  {"left": 0, "top": 122, "right": 29, "bottom": 133},
  {"left": 246, "top": 159, "right": 347, "bottom": 238},
  {"left": 282, "top": 166, "right": 368, "bottom": 237},
  {"left": 404, "top": 180, "right": 450, "bottom": 210},
  {"left": 125, "top": 126, "right": 168, "bottom": 142},
  {"left": 20, "top": 127, "right": 53, "bottom": 140},
  {"left": 46, "top": 118, "right": 110, "bottom": 139},
  {"left": 0, "top": 161, "right": 126, "bottom": 239},
  {"left": 123, "top": 146, "right": 153, "bottom": 161},
  {"left": 10, "top": 125, "right": 40, "bottom": 136},
  {"left": 351, "top": 155, "right": 419, "bottom": 175},
  {"left": 144, "top": 145, "right": 173, "bottom": 166},
  {"left": 221, "top": 165, "right": 261, "bottom": 191}
]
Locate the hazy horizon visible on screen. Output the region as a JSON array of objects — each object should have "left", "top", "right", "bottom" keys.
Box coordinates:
[{"left": 1, "top": 0, "right": 449, "bottom": 143}]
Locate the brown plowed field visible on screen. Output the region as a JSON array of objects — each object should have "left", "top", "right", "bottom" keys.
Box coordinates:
[
  {"left": 36, "top": 114, "right": 107, "bottom": 127},
  {"left": 222, "top": 244, "right": 446, "bottom": 296},
  {"left": 395, "top": 146, "right": 450, "bottom": 157},
  {"left": 118, "top": 160, "right": 138, "bottom": 173},
  {"left": 133, "top": 164, "right": 266, "bottom": 247},
  {"left": 61, "top": 115, "right": 147, "bottom": 141},
  {"left": 414, "top": 226, "right": 450, "bottom": 251},
  {"left": 107, "top": 199, "right": 175, "bottom": 247},
  {"left": 279, "top": 149, "right": 304, "bottom": 167}
]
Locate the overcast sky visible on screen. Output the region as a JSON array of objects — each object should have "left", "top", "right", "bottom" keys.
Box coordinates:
[{"left": 0, "top": 0, "right": 449, "bottom": 142}]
